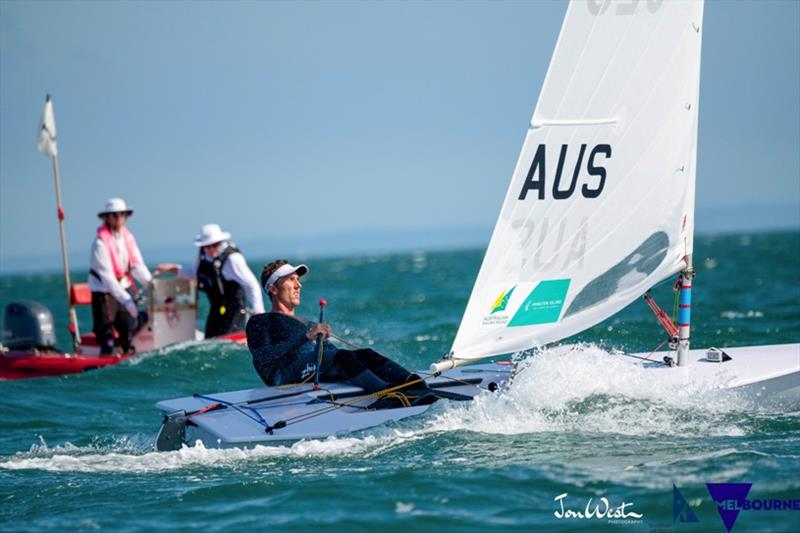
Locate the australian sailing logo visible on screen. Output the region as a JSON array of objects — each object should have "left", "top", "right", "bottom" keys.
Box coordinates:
[
  {"left": 482, "top": 286, "right": 516, "bottom": 325},
  {"left": 491, "top": 286, "right": 515, "bottom": 314}
]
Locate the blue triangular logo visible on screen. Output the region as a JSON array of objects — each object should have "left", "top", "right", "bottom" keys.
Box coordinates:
[
  {"left": 706, "top": 483, "right": 752, "bottom": 532},
  {"left": 672, "top": 484, "right": 699, "bottom": 523}
]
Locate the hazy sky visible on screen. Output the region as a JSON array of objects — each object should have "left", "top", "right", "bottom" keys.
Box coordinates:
[{"left": 1, "top": 0, "right": 798, "bottom": 270}]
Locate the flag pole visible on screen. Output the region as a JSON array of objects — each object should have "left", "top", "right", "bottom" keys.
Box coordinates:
[
  {"left": 39, "top": 95, "right": 80, "bottom": 351},
  {"left": 52, "top": 153, "right": 80, "bottom": 351}
]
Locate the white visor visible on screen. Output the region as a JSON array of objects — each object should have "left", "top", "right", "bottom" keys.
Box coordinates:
[{"left": 264, "top": 263, "right": 308, "bottom": 291}]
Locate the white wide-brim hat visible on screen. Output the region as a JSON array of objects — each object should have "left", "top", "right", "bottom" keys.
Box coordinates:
[
  {"left": 97, "top": 197, "right": 134, "bottom": 218},
  {"left": 194, "top": 223, "right": 232, "bottom": 247}
]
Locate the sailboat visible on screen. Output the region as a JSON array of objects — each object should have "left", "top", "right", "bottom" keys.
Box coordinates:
[
  {"left": 428, "top": 0, "right": 799, "bottom": 407},
  {"left": 153, "top": 0, "right": 798, "bottom": 450}
]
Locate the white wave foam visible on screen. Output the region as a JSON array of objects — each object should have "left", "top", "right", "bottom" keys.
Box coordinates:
[
  {"left": 0, "top": 433, "right": 394, "bottom": 474},
  {"left": 428, "top": 344, "right": 747, "bottom": 438},
  {"left": 720, "top": 310, "right": 764, "bottom": 319},
  {"left": 127, "top": 338, "right": 246, "bottom": 365}
]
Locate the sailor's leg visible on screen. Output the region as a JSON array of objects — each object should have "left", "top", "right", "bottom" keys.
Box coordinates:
[
  {"left": 204, "top": 306, "right": 225, "bottom": 338},
  {"left": 347, "top": 369, "right": 390, "bottom": 393},
  {"left": 115, "top": 301, "right": 137, "bottom": 353},
  {"left": 344, "top": 348, "right": 428, "bottom": 390},
  {"left": 331, "top": 348, "right": 428, "bottom": 394},
  {"left": 92, "top": 292, "right": 116, "bottom": 355},
  {"left": 230, "top": 308, "right": 247, "bottom": 334},
  {"left": 206, "top": 303, "right": 247, "bottom": 338}
]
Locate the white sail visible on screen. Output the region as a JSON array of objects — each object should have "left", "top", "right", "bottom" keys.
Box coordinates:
[{"left": 445, "top": 0, "right": 704, "bottom": 366}]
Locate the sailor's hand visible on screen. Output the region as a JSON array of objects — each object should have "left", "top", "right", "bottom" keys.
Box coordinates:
[
  {"left": 306, "top": 323, "right": 331, "bottom": 340},
  {"left": 154, "top": 263, "right": 180, "bottom": 275},
  {"left": 124, "top": 301, "right": 139, "bottom": 319}
]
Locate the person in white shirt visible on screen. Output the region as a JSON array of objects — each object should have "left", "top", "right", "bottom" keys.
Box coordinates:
[
  {"left": 89, "top": 198, "right": 152, "bottom": 354},
  {"left": 162, "top": 224, "right": 264, "bottom": 338}
]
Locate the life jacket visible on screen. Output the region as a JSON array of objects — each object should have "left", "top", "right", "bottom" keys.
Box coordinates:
[
  {"left": 196, "top": 244, "right": 246, "bottom": 320},
  {"left": 96, "top": 225, "right": 140, "bottom": 280}
]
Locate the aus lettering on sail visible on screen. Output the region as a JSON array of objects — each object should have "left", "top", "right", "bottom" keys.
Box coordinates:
[
  {"left": 518, "top": 143, "right": 611, "bottom": 201},
  {"left": 510, "top": 143, "right": 611, "bottom": 274}
]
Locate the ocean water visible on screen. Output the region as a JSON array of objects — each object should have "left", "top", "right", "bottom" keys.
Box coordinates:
[{"left": 1, "top": 231, "right": 798, "bottom": 532}]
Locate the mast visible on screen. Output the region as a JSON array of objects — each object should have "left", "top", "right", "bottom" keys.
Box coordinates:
[
  {"left": 676, "top": 256, "right": 694, "bottom": 366},
  {"left": 38, "top": 95, "right": 80, "bottom": 351}
]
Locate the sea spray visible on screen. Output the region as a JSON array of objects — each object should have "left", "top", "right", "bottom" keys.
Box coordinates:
[
  {"left": 0, "top": 435, "right": 395, "bottom": 474},
  {"left": 427, "top": 344, "right": 748, "bottom": 438}
]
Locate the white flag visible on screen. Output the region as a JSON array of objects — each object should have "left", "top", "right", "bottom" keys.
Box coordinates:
[{"left": 37, "top": 94, "right": 58, "bottom": 157}]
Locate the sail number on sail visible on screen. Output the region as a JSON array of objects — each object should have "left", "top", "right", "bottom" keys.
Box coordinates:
[{"left": 518, "top": 144, "right": 611, "bottom": 201}]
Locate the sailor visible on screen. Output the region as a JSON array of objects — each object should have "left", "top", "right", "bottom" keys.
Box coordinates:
[
  {"left": 246, "top": 260, "right": 432, "bottom": 404},
  {"left": 162, "top": 224, "right": 264, "bottom": 338},
  {"left": 89, "top": 197, "right": 151, "bottom": 355}
]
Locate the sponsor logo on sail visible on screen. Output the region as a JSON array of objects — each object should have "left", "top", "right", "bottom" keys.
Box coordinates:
[{"left": 508, "top": 279, "right": 570, "bottom": 327}]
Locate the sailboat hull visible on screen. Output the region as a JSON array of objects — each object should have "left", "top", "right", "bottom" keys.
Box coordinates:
[
  {"left": 154, "top": 362, "right": 514, "bottom": 451},
  {"left": 623, "top": 343, "right": 800, "bottom": 409}
]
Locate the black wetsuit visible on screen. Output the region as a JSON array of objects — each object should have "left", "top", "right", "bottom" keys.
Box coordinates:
[
  {"left": 246, "top": 312, "right": 422, "bottom": 394},
  {"left": 197, "top": 245, "right": 247, "bottom": 338}
]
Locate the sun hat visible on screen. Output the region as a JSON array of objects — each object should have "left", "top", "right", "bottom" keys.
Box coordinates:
[
  {"left": 194, "top": 224, "right": 232, "bottom": 247},
  {"left": 97, "top": 197, "right": 133, "bottom": 218},
  {"left": 264, "top": 263, "right": 308, "bottom": 291}
]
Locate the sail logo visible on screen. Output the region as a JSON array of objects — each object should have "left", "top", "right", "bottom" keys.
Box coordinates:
[
  {"left": 490, "top": 286, "right": 515, "bottom": 314},
  {"left": 518, "top": 144, "right": 611, "bottom": 201},
  {"left": 508, "top": 279, "right": 570, "bottom": 327}
]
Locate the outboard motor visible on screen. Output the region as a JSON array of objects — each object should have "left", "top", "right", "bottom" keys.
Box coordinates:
[{"left": 2, "top": 301, "right": 58, "bottom": 351}]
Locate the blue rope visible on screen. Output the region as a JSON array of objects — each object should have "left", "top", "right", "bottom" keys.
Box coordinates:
[{"left": 193, "top": 393, "right": 271, "bottom": 428}]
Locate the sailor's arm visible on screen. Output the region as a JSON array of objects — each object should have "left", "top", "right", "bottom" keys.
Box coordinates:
[
  {"left": 156, "top": 256, "right": 198, "bottom": 279},
  {"left": 224, "top": 253, "right": 266, "bottom": 314},
  {"left": 129, "top": 245, "right": 152, "bottom": 285}
]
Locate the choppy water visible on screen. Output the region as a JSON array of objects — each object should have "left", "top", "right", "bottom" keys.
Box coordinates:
[{"left": 1, "top": 231, "right": 799, "bottom": 531}]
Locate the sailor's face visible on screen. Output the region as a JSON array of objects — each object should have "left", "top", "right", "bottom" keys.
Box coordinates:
[
  {"left": 203, "top": 242, "right": 223, "bottom": 259},
  {"left": 105, "top": 212, "right": 127, "bottom": 231},
  {"left": 273, "top": 273, "right": 302, "bottom": 308}
]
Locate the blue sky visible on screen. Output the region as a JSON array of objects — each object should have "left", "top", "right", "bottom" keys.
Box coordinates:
[{"left": 1, "top": 0, "right": 798, "bottom": 272}]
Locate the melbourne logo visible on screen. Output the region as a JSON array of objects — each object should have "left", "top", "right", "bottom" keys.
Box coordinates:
[
  {"left": 490, "top": 286, "right": 515, "bottom": 314},
  {"left": 673, "top": 482, "right": 800, "bottom": 532}
]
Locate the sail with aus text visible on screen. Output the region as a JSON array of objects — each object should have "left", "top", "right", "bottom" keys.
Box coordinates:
[{"left": 447, "top": 0, "right": 704, "bottom": 365}]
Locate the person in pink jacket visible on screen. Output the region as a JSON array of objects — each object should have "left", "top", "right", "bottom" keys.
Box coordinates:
[{"left": 88, "top": 198, "right": 151, "bottom": 354}]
